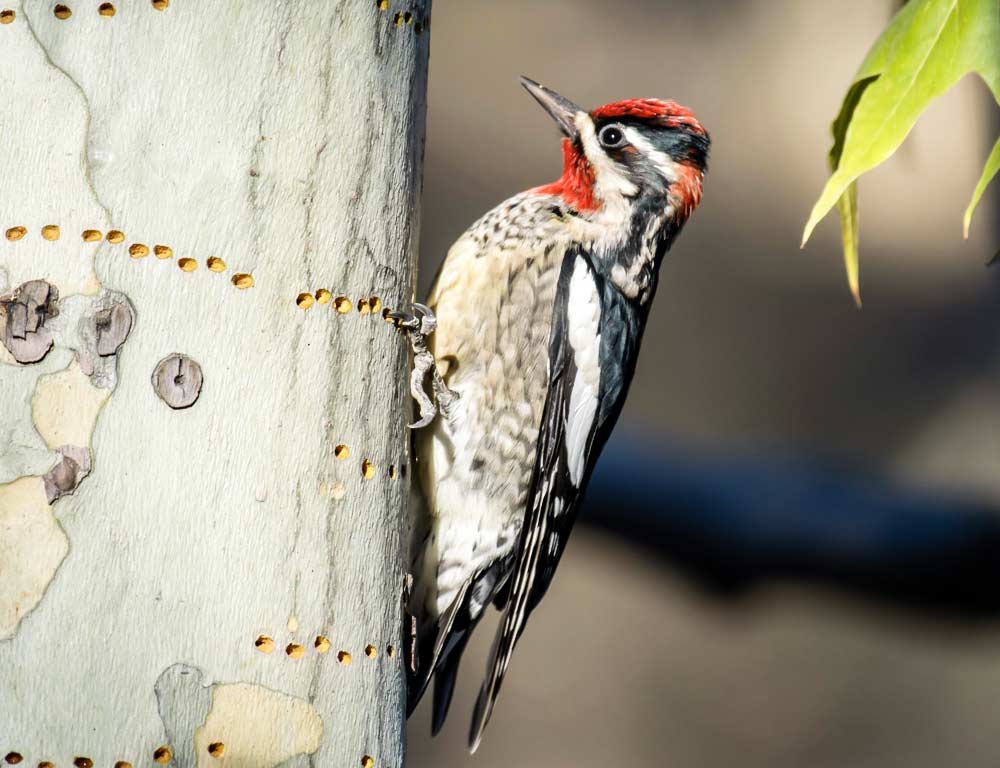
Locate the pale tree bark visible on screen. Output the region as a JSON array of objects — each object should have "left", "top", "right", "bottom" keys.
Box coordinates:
[{"left": 0, "top": 2, "right": 430, "bottom": 767}]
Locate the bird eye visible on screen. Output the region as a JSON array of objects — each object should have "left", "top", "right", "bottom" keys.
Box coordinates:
[{"left": 598, "top": 124, "right": 626, "bottom": 148}]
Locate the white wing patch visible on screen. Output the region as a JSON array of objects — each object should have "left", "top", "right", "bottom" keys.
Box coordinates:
[{"left": 564, "top": 257, "right": 601, "bottom": 487}]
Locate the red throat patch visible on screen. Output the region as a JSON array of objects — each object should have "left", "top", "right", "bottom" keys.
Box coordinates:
[
  {"left": 532, "top": 139, "right": 599, "bottom": 213},
  {"left": 670, "top": 163, "right": 705, "bottom": 224}
]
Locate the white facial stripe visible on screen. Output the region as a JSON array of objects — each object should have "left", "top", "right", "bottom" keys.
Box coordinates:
[
  {"left": 623, "top": 127, "right": 680, "bottom": 183},
  {"left": 575, "top": 113, "right": 638, "bottom": 200}
]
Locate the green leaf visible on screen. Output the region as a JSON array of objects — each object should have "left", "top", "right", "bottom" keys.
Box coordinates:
[
  {"left": 802, "top": 0, "right": 1000, "bottom": 297},
  {"left": 964, "top": 135, "right": 1000, "bottom": 237}
]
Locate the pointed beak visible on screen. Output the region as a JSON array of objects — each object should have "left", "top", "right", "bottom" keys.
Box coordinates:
[{"left": 520, "top": 76, "right": 583, "bottom": 141}]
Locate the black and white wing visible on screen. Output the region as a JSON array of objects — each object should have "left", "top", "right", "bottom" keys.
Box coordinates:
[{"left": 469, "top": 247, "right": 644, "bottom": 751}]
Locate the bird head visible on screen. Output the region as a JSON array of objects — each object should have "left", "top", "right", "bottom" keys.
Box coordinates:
[{"left": 521, "top": 76, "right": 709, "bottom": 224}]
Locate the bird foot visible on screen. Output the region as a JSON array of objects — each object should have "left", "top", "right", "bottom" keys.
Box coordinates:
[{"left": 389, "top": 303, "right": 459, "bottom": 429}]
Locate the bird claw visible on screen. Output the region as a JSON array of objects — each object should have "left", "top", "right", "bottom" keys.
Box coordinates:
[{"left": 393, "top": 303, "right": 458, "bottom": 429}]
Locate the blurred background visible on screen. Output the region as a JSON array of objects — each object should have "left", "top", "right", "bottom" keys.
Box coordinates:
[{"left": 408, "top": 1, "right": 1000, "bottom": 766}]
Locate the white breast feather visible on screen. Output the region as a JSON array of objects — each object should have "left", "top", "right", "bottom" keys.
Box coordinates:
[{"left": 565, "top": 257, "right": 601, "bottom": 486}]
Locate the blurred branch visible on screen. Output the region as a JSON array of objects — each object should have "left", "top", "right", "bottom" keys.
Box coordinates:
[{"left": 583, "top": 433, "right": 1000, "bottom": 619}]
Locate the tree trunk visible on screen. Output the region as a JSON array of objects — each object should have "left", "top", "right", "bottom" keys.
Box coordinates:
[{"left": 0, "top": 2, "right": 430, "bottom": 767}]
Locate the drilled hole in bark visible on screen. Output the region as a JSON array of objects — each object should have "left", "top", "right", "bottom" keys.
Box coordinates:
[
  {"left": 113, "top": 762, "right": 132, "bottom": 768},
  {"left": 382, "top": 308, "right": 394, "bottom": 324},
  {"left": 5, "top": 226, "right": 26, "bottom": 241},
  {"left": 388, "top": 464, "right": 397, "bottom": 479},
  {"left": 98, "top": 2, "right": 114, "bottom": 15},
  {"left": 315, "top": 635, "right": 331, "bottom": 653},
  {"left": 365, "top": 644, "right": 377, "bottom": 658},
  {"left": 315, "top": 288, "right": 331, "bottom": 304},
  {"left": 178, "top": 258, "right": 197, "bottom": 272},
  {"left": 0, "top": 9, "right": 14, "bottom": 23},
  {"left": 403, "top": 11, "right": 412, "bottom": 23},
  {"left": 82, "top": 229, "right": 101, "bottom": 242},
  {"left": 370, "top": 296, "right": 382, "bottom": 313},
  {"left": 254, "top": 635, "right": 275, "bottom": 653},
  {"left": 376, "top": 0, "right": 387, "bottom": 9},
  {"left": 155, "top": 244, "right": 173, "bottom": 260},
  {"left": 296, "top": 293, "right": 314, "bottom": 310},
  {"left": 206, "top": 256, "right": 226, "bottom": 272},
  {"left": 414, "top": 20, "right": 423, "bottom": 34},
  {"left": 357, "top": 298, "right": 370, "bottom": 315},
  {"left": 207, "top": 744, "right": 225, "bottom": 760},
  {"left": 53, "top": 4, "right": 71, "bottom": 19},
  {"left": 392, "top": 11, "right": 402, "bottom": 25},
  {"left": 285, "top": 643, "right": 305, "bottom": 659},
  {"left": 334, "top": 444, "right": 349, "bottom": 460},
  {"left": 41, "top": 225, "right": 60, "bottom": 241},
  {"left": 129, "top": 243, "right": 149, "bottom": 259},
  {"left": 337, "top": 650, "right": 352, "bottom": 665},
  {"left": 361, "top": 460, "right": 375, "bottom": 480},
  {"left": 334, "top": 296, "right": 352, "bottom": 313},
  {"left": 400, "top": 463, "right": 407, "bottom": 478},
  {"left": 151, "top": 0, "right": 168, "bottom": 8},
  {"left": 152, "top": 747, "right": 171, "bottom": 765},
  {"left": 39, "top": 762, "right": 55, "bottom": 768},
  {"left": 107, "top": 230, "right": 125, "bottom": 244},
  {"left": 386, "top": 644, "right": 396, "bottom": 657},
  {"left": 72, "top": 759, "right": 92, "bottom": 768},
  {"left": 4, "top": 754, "right": 22, "bottom": 765},
  {"left": 232, "top": 273, "right": 254, "bottom": 289},
  {"left": 361, "top": 757, "right": 374, "bottom": 768}
]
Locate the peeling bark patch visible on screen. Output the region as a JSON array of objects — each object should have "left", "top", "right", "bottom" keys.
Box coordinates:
[
  {"left": 1, "top": 280, "right": 59, "bottom": 364},
  {"left": 152, "top": 354, "right": 203, "bottom": 409},
  {"left": 94, "top": 301, "right": 134, "bottom": 356},
  {"left": 42, "top": 445, "right": 92, "bottom": 503},
  {"left": 32, "top": 360, "right": 111, "bottom": 448},
  {"left": 192, "top": 683, "right": 323, "bottom": 768},
  {"left": 0, "top": 477, "right": 69, "bottom": 640}
]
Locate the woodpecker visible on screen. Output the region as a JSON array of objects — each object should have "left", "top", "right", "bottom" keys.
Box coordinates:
[{"left": 398, "top": 76, "right": 709, "bottom": 752}]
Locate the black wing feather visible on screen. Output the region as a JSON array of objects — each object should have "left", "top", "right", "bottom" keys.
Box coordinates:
[{"left": 468, "top": 248, "right": 645, "bottom": 751}]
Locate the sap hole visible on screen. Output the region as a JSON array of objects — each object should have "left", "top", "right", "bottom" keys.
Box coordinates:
[
  {"left": 206, "top": 256, "right": 226, "bottom": 272},
  {"left": 72, "top": 759, "right": 92, "bottom": 768},
  {"left": 334, "top": 296, "right": 352, "bottom": 314},
  {"left": 388, "top": 464, "right": 397, "bottom": 480},
  {"left": 41, "top": 225, "right": 60, "bottom": 241},
  {"left": 392, "top": 11, "right": 401, "bottom": 25},
  {"left": 365, "top": 644, "right": 377, "bottom": 659},
  {"left": 177, "top": 258, "right": 197, "bottom": 272},
  {"left": 376, "top": 0, "right": 387, "bottom": 9},
  {"left": 106, "top": 230, "right": 125, "bottom": 244},
  {"left": 113, "top": 762, "right": 133, "bottom": 768},
  {"left": 361, "top": 460, "right": 375, "bottom": 480},
  {"left": 5, "top": 226, "right": 26, "bottom": 241},
  {"left": 254, "top": 635, "right": 275, "bottom": 653},
  {"left": 53, "top": 5, "right": 71, "bottom": 19},
  {"left": 39, "top": 763, "right": 55, "bottom": 768},
  {"left": 4, "top": 754, "right": 22, "bottom": 765},
  {"left": 403, "top": 11, "right": 412, "bottom": 23},
  {"left": 414, "top": 21, "right": 422, "bottom": 34},
  {"left": 369, "top": 296, "right": 382, "bottom": 313},
  {"left": 334, "top": 444, "right": 349, "bottom": 460},
  {"left": 337, "top": 650, "right": 352, "bottom": 665},
  {"left": 357, "top": 298, "right": 370, "bottom": 315},
  {"left": 315, "top": 288, "right": 331, "bottom": 304},
  {"left": 152, "top": 747, "right": 172, "bottom": 765},
  {"left": 98, "top": 2, "right": 114, "bottom": 16},
  {"left": 286, "top": 643, "right": 305, "bottom": 659},
  {"left": 0, "top": 9, "right": 14, "bottom": 23},
  {"left": 207, "top": 744, "right": 225, "bottom": 760},
  {"left": 155, "top": 245, "right": 174, "bottom": 260},
  {"left": 151, "top": 0, "right": 169, "bottom": 8},
  {"left": 315, "top": 635, "right": 331, "bottom": 654},
  {"left": 386, "top": 644, "right": 396, "bottom": 657},
  {"left": 296, "top": 292, "right": 315, "bottom": 310},
  {"left": 232, "top": 273, "right": 254, "bottom": 289},
  {"left": 128, "top": 243, "right": 149, "bottom": 259},
  {"left": 82, "top": 229, "right": 102, "bottom": 242},
  {"left": 361, "top": 757, "right": 374, "bottom": 768}
]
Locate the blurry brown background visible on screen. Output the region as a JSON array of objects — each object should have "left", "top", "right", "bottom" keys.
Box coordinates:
[{"left": 407, "top": 1, "right": 1000, "bottom": 766}]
